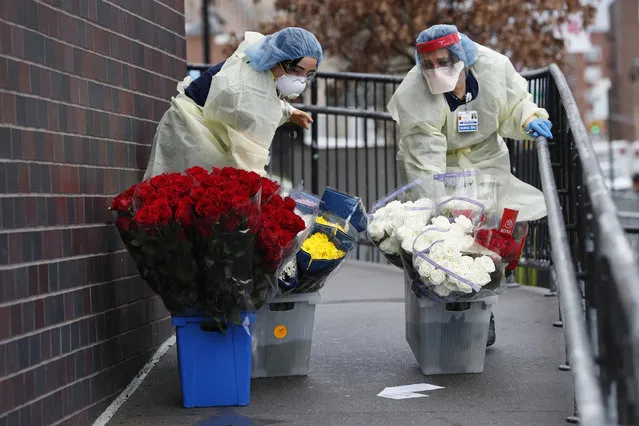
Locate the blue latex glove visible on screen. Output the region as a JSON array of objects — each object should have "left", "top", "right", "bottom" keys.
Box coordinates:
[{"left": 526, "top": 119, "right": 553, "bottom": 139}]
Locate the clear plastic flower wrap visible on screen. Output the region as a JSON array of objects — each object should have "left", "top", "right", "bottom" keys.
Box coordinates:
[
  {"left": 401, "top": 209, "right": 507, "bottom": 303},
  {"left": 366, "top": 179, "right": 434, "bottom": 268},
  {"left": 475, "top": 209, "right": 530, "bottom": 272},
  {"left": 275, "top": 189, "right": 321, "bottom": 292},
  {"left": 278, "top": 188, "right": 366, "bottom": 294},
  {"left": 110, "top": 166, "right": 308, "bottom": 330},
  {"left": 433, "top": 169, "right": 500, "bottom": 227},
  {"left": 279, "top": 211, "right": 358, "bottom": 294}
]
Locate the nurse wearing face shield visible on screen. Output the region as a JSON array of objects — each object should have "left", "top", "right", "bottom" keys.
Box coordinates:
[
  {"left": 388, "top": 25, "right": 553, "bottom": 347},
  {"left": 388, "top": 24, "right": 552, "bottom": 223},
  {"left": 144, "top": 27, "right": 322, "bottom": 179}
]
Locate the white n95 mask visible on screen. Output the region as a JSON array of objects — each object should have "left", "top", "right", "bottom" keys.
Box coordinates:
[
  {"left": 276, "top": 75, "right": 307, "bottom": 99},
  {"left": 422, "top": 61, "right": 465, "bottom": 95}
]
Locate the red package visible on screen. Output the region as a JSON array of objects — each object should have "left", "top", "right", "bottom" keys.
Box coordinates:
[{"left": 499, "top": 208, "right": 519, "bottom": 236}]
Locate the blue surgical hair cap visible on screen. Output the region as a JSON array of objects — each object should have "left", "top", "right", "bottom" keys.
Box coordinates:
[
  {"left": 415, "top": 24, "right": 478, "bottom": 69},
  {"left": 244, "top": 27, "right": 323, "bottom": 73}
]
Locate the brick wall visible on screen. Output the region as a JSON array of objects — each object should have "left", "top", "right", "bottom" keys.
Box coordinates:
[{"left": 0, "top": 1, "right": 185, "bottom": 425}]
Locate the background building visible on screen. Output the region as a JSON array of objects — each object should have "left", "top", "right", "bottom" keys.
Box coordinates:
[
  {"left": 608, "top": 0, "right": 639, "bottom": 142},
  {"left": 184, "top": 0, "right": 277, "bottom": 64}
]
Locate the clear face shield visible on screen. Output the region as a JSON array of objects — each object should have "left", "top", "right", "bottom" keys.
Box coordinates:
[{"left": 416, "top": 33, "right": 466, "bottom": 95}]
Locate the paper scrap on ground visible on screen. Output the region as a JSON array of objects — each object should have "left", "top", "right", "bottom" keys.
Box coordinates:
[{"left": 377, "top": 383, "right": 445, "bottom": 400}]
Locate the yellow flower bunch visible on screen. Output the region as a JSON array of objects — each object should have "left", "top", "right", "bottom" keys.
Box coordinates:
[
  {"left": 315, "top": 216, "right": 349, "bottom": 233},
  {"left": 302, "top": 233, "right": 345, "bottom": 260}
]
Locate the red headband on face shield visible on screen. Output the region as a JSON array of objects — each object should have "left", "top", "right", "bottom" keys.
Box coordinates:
[{"left": 416, "top": 33, "right": 461, "bottom": 54}]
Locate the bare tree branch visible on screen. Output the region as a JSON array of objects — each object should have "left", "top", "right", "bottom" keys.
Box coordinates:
[{"left": 251, "top": 0, "right": 595, "bottom": 73}]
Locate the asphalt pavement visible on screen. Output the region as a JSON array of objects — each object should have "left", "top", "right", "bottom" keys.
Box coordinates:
[{"left": 108, "top": 260, "right": 572, "bottom": 426}]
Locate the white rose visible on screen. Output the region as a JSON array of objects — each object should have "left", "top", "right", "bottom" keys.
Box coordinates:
[
  {"left": 429, "top": 243, "right": 446, "bottom": 258},
  {"left": 437, "top": 258, "right": 453, "bottom": 270},
  {"left": 391, "top": 214, "right": 406, "bottom": 230},
  {"left": 446, "top": 259, "right": 464, "bottom": 275},
  {"left": 459, "top": 235, "right": 476, "bottom": 251},
  {"left": 464, "top": 269, "right": 491, "bottom": 287},
  {"left": 384, "top": 200, "right": 403, "bottom": 212},
  {"left": 414, "top": 198, "right": 433, "bottom": 208},
  {"left": 413, "top": 237, "right": 433, "bottom": 253},
  {"left": 454, "top": 215, "right": 475, "bottom": 233},
  {"left": 477, "top": 271, "right": 492, "bottom": 286},
  {"left": 431, "top": 215, "right": 452, "bottom": 230},
  {"left": 475, "top": 255, "right": 496, "bottom": 273},
  {"left": 429, "top": 268, "right": 446, "bottom": 285},
  {"left": 401, "top": 233, "right": 419, "bottom": 253},
  {"left": 434, "top": 285, "right": 451, "bottom": 297},
  {"left": 441, "top": 241, "right": 462, "bottom": 259},
  {"left": 418, "top": 260, "right": 435, "bottom": 278},
  {"left": 456, "top": 282, "right": 474, "bottom": 293},
  {"left": 460, "top": 255, "right": 475, "bottom": 268},
  {"left": 448, "top": 223, "right": 467, "bottom": 237},
  {"left": 395, "top": 226, "right": 414, "bottom": 242},
  {"left": 444, "top": 278, "right": 459, "bottom": 292},
  {"left": 379, "top": 236, "right": 401, "bottom": 255},
  {"left": 367, "top": 220, "right": 387, "bottom": 241},
  {"left": 403, "top": 216, "right": 427, "bottom": 231}
]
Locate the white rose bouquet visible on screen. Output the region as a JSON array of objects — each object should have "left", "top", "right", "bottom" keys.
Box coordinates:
[
  {"left": 367, "top": 180, "right": 433, "bottom": 268},
  {"left": 406, "top": 214, "right": 507, "bottom": 303}
]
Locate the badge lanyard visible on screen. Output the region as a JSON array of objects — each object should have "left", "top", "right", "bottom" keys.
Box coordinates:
[{"left": 457, "top": 93, "right": 479, "bottom": 133}]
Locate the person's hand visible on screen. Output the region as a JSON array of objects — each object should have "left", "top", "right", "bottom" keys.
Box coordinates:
[
  {"left": 526, "top": 119, "right": 553, "bottom": 139},
  {"left": 288, "top": 109, "right": 313, "bottom": 129}
]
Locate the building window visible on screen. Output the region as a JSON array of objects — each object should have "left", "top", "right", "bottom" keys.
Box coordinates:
[
  {"left": 585, "top": 46, "right": 602, "bottom": 64},
  {"left": 584, "top": 66, "right": 602, "bottom": 84}
]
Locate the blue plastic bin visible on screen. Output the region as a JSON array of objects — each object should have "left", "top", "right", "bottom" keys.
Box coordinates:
[{"left": 171, "top": 312, "right": 255, "bottom": 408}]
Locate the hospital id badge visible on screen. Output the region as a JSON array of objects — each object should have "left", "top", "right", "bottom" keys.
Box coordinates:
[{"left": 457, "top": 110, "right": 479, "bottom": 133}]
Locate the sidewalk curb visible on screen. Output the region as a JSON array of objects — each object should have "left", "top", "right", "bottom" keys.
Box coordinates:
[{"left": 92, "top": 335, "right": 176, "bottom": 426}]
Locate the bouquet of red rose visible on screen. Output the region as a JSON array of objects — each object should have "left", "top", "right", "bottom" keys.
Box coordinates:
[
  {"left": 110, "top": 166, "right": 306, "bottom": 329},
  {"left": 475, "top": 208, "right": 529, "bottom": 272}
]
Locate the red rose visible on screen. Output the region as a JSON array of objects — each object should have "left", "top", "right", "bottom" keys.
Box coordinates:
[
  {"left": 276, "top": 210, "right": 305, "bottom": 234},
  {"left": 258, "top": 179, "right": 280, "bottom": 200},
  {"left": 195, "top": 197, "right": 225, "bottom": 220},
  {"left": 134, "top": 182, "right": 159, "bottom": 205},
  {"left": 111, "top": 186, "right": 135, "bottom": 212},
  {"left": 283, "top": 197, "right": 297, "bottom": 211},
  {"left": 453, "top": 209, "right": 473, "bottom": 220},
  {"left": 175, "top": 198, "right": 195, "bottom": 228},
  {"left": 230, "top": 195, "right": 251, "bottom": 216},
  {"left": 157, "top": 187, "right": 181, "bottom": 208},
  {"left": 190, "top": 187, "right": 208, "bottom": 202},
  {"left": 153, "top": 199, "right": 173, "bottom": 225},
  {"left": 134, "top": 204, "right": 159, "bottom": 226},
  {"left": 220, "top": 167, "right": 241, "bottom": 178},
  {"left": 167, "top": 175, "right": 195, "bottom": 195},
  {"left": 209, "top": 191, "right": 231, "bottom": 211},
  {"left": 185, "top": 166, "right": 209, "bottom": 177},
  {"left": 150, "top": 173, "right": 182, "bottom": 189},
  {"left": 475, "top": 229, "right": 492, "bottom": 248},
  {"left": 134, "top": 198, "right": 172, "bottom": 226},
  {"left": 197, "top": 172, "right": 224, "bottom": 188},
  {"left": 115, "top": 216, "right": 132, "bottom": 232},
  {"left": 274, "top": 228, "right": 295, "bottom": 246}
]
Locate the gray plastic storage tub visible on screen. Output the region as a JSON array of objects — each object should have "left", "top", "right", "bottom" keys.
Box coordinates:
[
  {"left": 251, "top": 292, "right": 321, "bottom": 378},
  {"left": 405, "top": 277, "right": 496, "bottom": 375}
]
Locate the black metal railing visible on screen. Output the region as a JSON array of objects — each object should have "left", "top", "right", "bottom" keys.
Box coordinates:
[
  {"left": 190, "top": 65, "right": 550, "bottom": 267},
  {"left": 186, "top": 63, "right": 639, "bottom": 424},
  {"left": 546, "top": 63, "right": 639, "bottom": 426}
]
